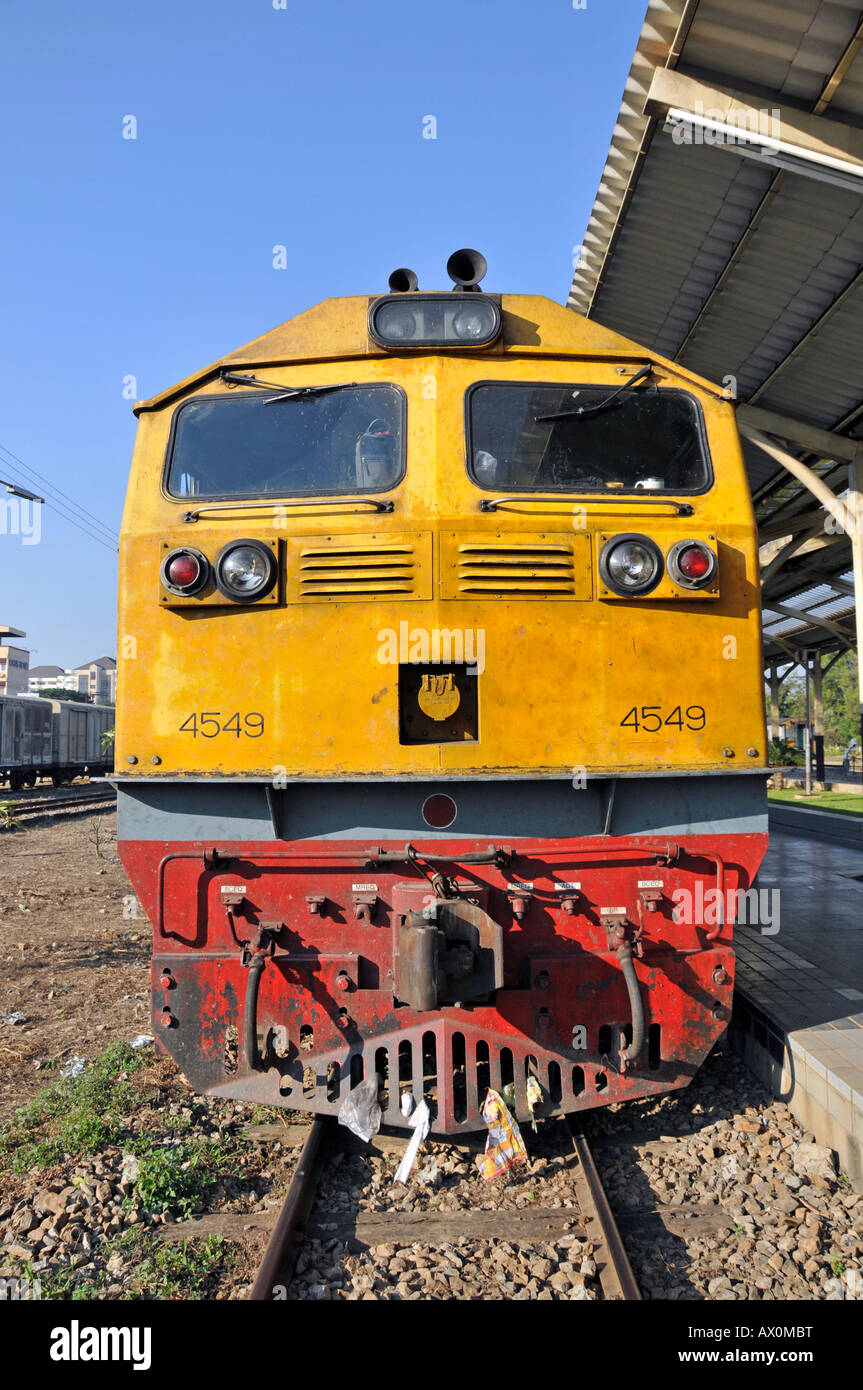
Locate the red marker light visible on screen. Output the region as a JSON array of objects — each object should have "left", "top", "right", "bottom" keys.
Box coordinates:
[
  {"left": 677, "top": 545, "right": 712, "bottom": 580},
  {"left": 167, "top": 553, "right": 201, "bottom": 588},
  {"left": 160, "top": 547, "right": 209, "bottom": 596}
]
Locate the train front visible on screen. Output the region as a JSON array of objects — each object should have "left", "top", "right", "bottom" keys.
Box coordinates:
[{"left": 116, "top": 254, "right": 768, "bottom": 1134}]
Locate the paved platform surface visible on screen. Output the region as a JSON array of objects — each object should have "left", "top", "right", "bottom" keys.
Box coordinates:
[
  {"left": 731, "top": 821, "right": 863, "bottom": 1184},
  {"left": 768, "top": 799, "right": 863, "bottom": 842}
]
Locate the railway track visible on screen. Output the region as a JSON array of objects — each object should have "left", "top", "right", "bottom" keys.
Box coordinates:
[
  {"left": 248, "top": 1115, "right": 641, "bottom": 1302},
  {"left": 6, "top": 786, "right": 117, "bottom": 823}
]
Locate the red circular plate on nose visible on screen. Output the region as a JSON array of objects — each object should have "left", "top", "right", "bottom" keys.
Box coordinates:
[{"left": 422, "top": 793, "right": 457, "bottom": 829}]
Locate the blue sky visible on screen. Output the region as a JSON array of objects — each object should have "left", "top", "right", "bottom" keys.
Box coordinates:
[{"left": 0, "top": 0, "right": 646, "bottom": 670}]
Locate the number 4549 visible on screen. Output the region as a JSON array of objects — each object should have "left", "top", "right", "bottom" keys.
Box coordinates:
[
  {"left": 620, "top": 705, "right": 705, "bottom": 733},
  {"left": 179, "top": 712, "right": 265, "bottom": 738}
]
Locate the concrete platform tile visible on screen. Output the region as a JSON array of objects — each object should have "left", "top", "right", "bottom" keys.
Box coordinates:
[
  {"left": 827, "top": 1033, "right": 863, "bottom": 1059},
  {"left": 828, "top": 1090, "right": 852, "bottom": 1131},
  {"left": 827, "top": 1070, "right": 852, "bottom": 1100},
  {"left": 799, "top": 1048, "right": 828, "bottom": 1078},
  {"left": 831, "top": 1068, "right": 863, "bottom": 1099},
  {"left": 807, "top": 1072, "right": 828, "bottom": 1108}
]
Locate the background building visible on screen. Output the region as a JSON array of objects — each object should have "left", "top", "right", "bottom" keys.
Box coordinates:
[
  {"left": 28, "top": 655, "right": 116, "bottom": 704},
  {"left": 0, "top": 626, "right": 30, "bottom": 695}
]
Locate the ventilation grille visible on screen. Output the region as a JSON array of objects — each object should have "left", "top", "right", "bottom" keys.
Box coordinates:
[
  {"left": 299, "top": 543, "right": 415, "bottom": 595},
  {"left": 286, "top": 531, "right": 432, "bottom": 602},
  {"left": 457, "top": 542, "right": 575, "bottom": 596},
  {"left": 440, "top": 532, "right": 590, "bottom": 601}
]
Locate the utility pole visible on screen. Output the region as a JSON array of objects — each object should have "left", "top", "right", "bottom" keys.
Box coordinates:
[
  {"left": 803, "top": 651, "right": 812, "bottom": 796},
  {"left": 812, "top": 652, "right": 825, "bottom": 783}
]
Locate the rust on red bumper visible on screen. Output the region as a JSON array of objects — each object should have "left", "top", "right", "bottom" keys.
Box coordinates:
[{"left": 120, "top": 831, "right": 766, "bottom": 1134}]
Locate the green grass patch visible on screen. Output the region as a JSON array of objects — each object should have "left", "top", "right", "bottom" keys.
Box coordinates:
[
  {"left": 0, "top": 1042, "right": 152, "bottom": 1175},
  {"left": 128, "top": 1234, "right": 227, "bottom": 1299},
  {"left": 33, "top": 1265, "right": 108, "bottom": 1301},
  {"left": 106, "top": 1227, "right": 227, "bottom": 1298},
  {"left": 0, "top": 1039, "right": 249, "bottom": 1235},
  {"left": 248, "top": 1103, "right": 294, "bottom": 1124},
  {"left": 36, "top": 1230, "right": 228, "bottom": 1300},
  {"left": 131, "top": 1134, "right": 238, "bottom": 1217},
  {"left": 768, "top": 790, "right": 863, "bottom": 818}
]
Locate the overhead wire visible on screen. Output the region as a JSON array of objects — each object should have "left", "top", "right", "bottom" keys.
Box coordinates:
[
  {"left": 0, "top": 440, "right": 119, "bottom": 552},
  {"left": 0, "top": 440, "right": 119, "bottom": 540}
]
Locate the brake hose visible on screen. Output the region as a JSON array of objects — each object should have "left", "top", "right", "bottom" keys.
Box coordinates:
[
  {"left": 618, "top": 944, "right": 645, "bottom": 1067},
  {"left": 244, "top": 954, "right": 266, "bottom": 1071}
]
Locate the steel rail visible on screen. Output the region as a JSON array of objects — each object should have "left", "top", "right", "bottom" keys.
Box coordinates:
[
  {"left": 249, "top": 1115, "right": 330, "bottom": 1301},
  {"left": 566, "top": 1119, "right": 642, "bottom": 1301},
  {"left": 13, "top": 789, "right": 116, "bottom": 817}
]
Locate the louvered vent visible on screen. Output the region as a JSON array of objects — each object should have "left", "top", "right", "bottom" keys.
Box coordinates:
[
  {"left": 457, "top": 541, "right": 575, "bottom": 596},
  {"left": 298, "top": 542, "right": 416, "bottom": 597}
]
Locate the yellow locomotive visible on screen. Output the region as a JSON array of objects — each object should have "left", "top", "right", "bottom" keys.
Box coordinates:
[{"left": 116, "top": 250, "right": 767, "bottom": 1132}]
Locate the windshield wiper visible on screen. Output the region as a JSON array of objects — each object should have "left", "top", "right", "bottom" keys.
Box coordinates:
[
  {"left": 533, "top": 365, "right": 654, "bottom": 423},
  {"left": 219, "top": 370, "right": 358, "bottom": 402}
]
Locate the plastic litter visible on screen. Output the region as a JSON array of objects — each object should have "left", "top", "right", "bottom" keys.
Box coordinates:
[
  {"left": 119, "top": 1152, "right": 140, "bottom": 1189},
  {"left": 415, "top": 1154, "right": 440, "bottom": 1187},
  {"left": 526, "top": 1075, "right": 543, "bottom": 1132},
  {"left": 337, "top": 1074, "right": 382, "bottom": 1143},
  {"left": 61, "top": 1055, "right": 86, "bottom": 1079},
  {"left": 400, "top": 1092, "right": 415, "bottom": 1118},
  {"left": 479, "top": 1088, "right": 527, "bottom": 1181},
  {"left": 2, "top": 1011, "right": 27, "bottom": 1026},
  {"left": 129, "top": 1034, "right": 154, "bottom": 1050},
  {"left": 394, "top": 1098, "right": 431, "bottom": 1184},
  {"left": 500, "top": 1078, "right": 543, "bottom": 1132}
]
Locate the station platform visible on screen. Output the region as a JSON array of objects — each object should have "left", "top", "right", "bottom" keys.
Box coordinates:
[
  {"left": 767, "top": 799, "right": 863, "bottom": 844},
  {"left": 731, "top": 811, "right": 863, "bottom": 1185}
]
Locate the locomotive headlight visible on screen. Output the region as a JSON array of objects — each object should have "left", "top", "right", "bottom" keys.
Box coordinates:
[
  {"left": 215, "top": 540, "right": 277, "bottom": 603},
  {"left": 374, "top": 303, "right": 417, "bottom": 342},
  {"left": 160, "top": 547, "right": 210, "bottom": 596},
  {"left": 368, "top": 293, "right": 501, "bottom": 349},
  {"left": 667, "top": 539, "right": 717, "bottom": 589},
  {"left": 452, "top": 303, "right": 497, "bottom": 341},
  {"left": 599, "top": 534, "right": 663, "bottom": 596}
]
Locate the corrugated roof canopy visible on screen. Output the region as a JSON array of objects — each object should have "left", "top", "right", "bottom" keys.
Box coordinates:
[{"left": 569, "top": 0, "right": 863, "bottom": 670}]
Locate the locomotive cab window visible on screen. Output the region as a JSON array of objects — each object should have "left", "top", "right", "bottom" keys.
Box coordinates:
[
  {"left": 164, "top": 383, "right": 405, "bottom": 499},
  {"left": 467, "top": 382, "right": 711, "bottom": 493}
]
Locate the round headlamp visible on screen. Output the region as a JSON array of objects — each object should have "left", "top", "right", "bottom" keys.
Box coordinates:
[
  {"left": 215, "top": 540, "right": 277, "bottom": 603},
  {"left": 452, "top": 304, "right": 494, "bottom": 341},
  {"left": 599, "top": 534, "right": 663, "bottom": 596},
  {"left": 373, "top": 303, "right": 417, "bottom": 342},
  {"left": 160, "top": 547, "right": 210, "bottom": 596}
]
